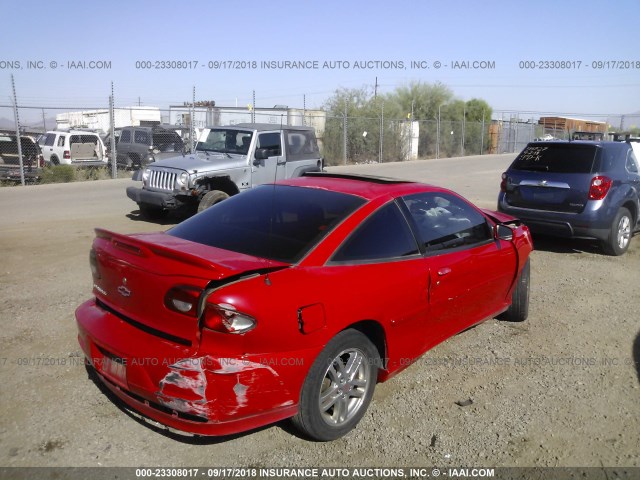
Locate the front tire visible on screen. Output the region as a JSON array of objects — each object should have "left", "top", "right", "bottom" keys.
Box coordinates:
[
  {"left": 501, "top": 258, "right": 530, "bottom": 322},
  {"left": 197, "top": 190, "right": 229, "bottom": 212},
  {"left": 602, "top": 207, "right": 632, "bottom": 256},
  {"left": 292, "top": 329, "right": 378, "bottom": 441}
]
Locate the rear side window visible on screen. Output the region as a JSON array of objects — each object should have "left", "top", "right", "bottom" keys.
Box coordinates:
[
  {"left": 627, "top": 149, "right": 639, "bottom": 173},
  {"left": 331, "top": 202, "right": 419, "bottom": 262},
  {"left": 511, "top": 144, "right": 597, "bottom": 173},
  {"left": 285, "top": 130, "right": 319, "bottom": 161},
  {"left": 134, "top": 130, "right": 150, "bottom": 144},
  {"left": 57, "top": 135, "right": 66, "bottom": 147}
]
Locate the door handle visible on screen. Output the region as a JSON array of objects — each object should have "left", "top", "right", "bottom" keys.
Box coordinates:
[{"left": 437, "top": 267, "right": 452, "bottom": 276}]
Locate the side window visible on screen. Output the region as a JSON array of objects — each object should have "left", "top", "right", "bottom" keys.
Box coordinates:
[
  {"left": 402, "top": 192, "right": 492, "bottom": 252},
  {"left": 134, "top": 130, "right": 150, "bottom": 145},
  {"left": 44, "top": 133, "right": 56, "bottom": 146},
  {"left": 257, "top": 132, "right": 281, "bottom": 156},
  {"left": 331, "top": 202, "right": 419, "bottom": 263},
  {"left": 57, "top": 135, "right": 66, "bottom": 147},
  {"left": 285, "top": 130, "right": 319, "bottom": 160},
  {"left": 626, "top": 148, "right": 639, "bottom": 174},
  {"left": 119, "top": 129, "right": 131, "bottom": 143}
]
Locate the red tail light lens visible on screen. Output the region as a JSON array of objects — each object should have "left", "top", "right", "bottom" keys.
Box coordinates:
[
  {"left": 588, "top": 176, "right": 612, "bottom": 200},
  {"left": 63, "top": 150, "right": 70, "bottom": 159},
  {"left": 203, "top": 302, "right": 256, "bottom": 334},
  {"left": 38, "top": 154, "right": 45, "bottom": 168},
  {"left": 164, "top": 286, "right": 202, "bottom": 317},
  {"left": 500, "top": 172, "right": 508, "bottom": 192}
]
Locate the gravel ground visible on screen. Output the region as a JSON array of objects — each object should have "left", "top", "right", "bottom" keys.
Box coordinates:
[{"left": 0, "top": 154, "right": 638, "bottom": 469}]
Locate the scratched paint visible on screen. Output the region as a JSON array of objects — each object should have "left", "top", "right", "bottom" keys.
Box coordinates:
[
  {"left": 212, "top": 357, "right": 278, "bottom": 376},
  {"left": 157, "top": 358, "right": 208, "bottom": 416},
  {"left": 156, "top": 356, "right": 289, "bottom": 418}
]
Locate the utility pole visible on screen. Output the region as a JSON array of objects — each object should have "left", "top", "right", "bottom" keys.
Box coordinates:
[
  {"left": 436, "top": 104, "right": 442, "bottom": 159},
  {"left": 480, "top": 109, "right": 485, "bottom": 155},
  {"left": 374, "top": 76, "right": 378, "bottom": 100},
  {"left": 461, "top": 104, "right": 466, "bottom": 156},
  {"left": 343, "top": 104, "right": 348, "bottom": 165},
  {"left": 252, "top": 90, "right": 256, "bottom": 123},
  {"left": 379, "top": 102, "right": 384, "bottom": 163},
  {"left": 109, "top": 81, "right": 117, "bottom": 179},
  {"left": 191, "top": 86, "right": 195, "bottom": 153},
  {"left": 11, "top": 74, "right": 24, "bottom": 186}
]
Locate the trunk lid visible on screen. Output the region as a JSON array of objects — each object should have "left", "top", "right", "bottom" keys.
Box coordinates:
[{"left": 91, "top": 229, "right": 286, "bottom": 345}]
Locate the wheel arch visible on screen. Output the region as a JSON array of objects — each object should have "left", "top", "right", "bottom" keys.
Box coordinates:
[
  {"left": 196, "top": 175, "right": 240, "bottom": 197},
  {"left": 620, "top": 200, "right": 637, "bottom": 226},
  {"left": 341, "top": 320, "right": 387, "bottom": 372}
]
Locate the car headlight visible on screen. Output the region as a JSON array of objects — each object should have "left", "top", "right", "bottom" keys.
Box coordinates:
[
  {"left": 176, "top": 171, "right": 190, "bottom": 190},
  {"left": 142, "top": 168, "right": 151, "bottom": 186}
]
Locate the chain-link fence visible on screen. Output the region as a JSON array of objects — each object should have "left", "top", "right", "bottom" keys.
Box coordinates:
[{"left": 2, "top": 96, "right": 635, "bottom": 184}]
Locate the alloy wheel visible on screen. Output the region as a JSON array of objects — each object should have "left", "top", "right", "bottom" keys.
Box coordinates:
[{"left": 319, "top": 348, "right": 370, "bottom": 426}]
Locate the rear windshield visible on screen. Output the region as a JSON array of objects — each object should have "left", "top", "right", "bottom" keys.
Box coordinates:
[
  {"left": 168, "top": 185, "right": 366, "bottom": 263},
  {"left": 511, "top": 143, "right": 597, "bottom": 174}
]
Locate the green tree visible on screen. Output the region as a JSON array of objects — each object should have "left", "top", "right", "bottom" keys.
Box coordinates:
[{"left": 321, "top": 82, "right": 494, "bottom": 163}]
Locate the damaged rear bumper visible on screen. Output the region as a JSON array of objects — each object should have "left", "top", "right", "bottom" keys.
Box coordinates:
[{"left": 76, "top": 299, "right": 309, "bottom": 436}]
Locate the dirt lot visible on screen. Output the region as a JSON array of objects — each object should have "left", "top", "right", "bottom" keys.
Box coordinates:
[{"left": 1, "top": 154, "right": 638, "bottom": 468}]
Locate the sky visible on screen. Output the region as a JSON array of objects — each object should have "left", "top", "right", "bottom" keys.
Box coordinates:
[{"left": 1, "top": 0, "right": 639, "bottom": 125}]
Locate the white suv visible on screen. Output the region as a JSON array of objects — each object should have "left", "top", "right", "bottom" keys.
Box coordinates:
[{"left": 41, "top": 130, "right": 106, "bottom": 166}]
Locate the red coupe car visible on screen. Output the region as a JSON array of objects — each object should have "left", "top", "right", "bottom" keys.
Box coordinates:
[{"left": 76, "top": 173, "right": 532, "bottom": 441}]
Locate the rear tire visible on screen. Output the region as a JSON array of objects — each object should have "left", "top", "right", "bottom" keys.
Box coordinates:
[
  {"left": 292, "top": 329, "right": 378, "bottom": 441},
  {"left": 197, "top": 190, "right": 229, "bottom": 213},
  {"left": 602, "top": 207, "right": 632, "bottom": 256},
  {"left": 501, "top": 258, "right": 530, "bottom": 322},
  {"left": 50, "top": 156, "right": 60, "bottom": 166}
]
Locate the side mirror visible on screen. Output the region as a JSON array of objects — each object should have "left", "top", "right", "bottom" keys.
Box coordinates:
[
  {"left": 495, "top": 224, "right": 513, "bottom": 241},
  {"left": 255, "top": 148, "right": 269, "bottom": 160}
]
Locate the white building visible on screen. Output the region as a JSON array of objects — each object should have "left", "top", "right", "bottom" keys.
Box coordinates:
[{"left": 56, "top": 106, "right": 161, "bottom": 133}]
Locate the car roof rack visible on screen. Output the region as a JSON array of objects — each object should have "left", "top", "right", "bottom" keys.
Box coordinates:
[{"left": 302, "top": 171, "right": 413, "bottom": 184}]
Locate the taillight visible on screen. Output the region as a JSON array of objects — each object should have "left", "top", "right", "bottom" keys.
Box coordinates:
[
  {"left": 203, "top": 302, "right": 256, "bottom": 334},
  {"left": 164, "top": 286, "right": 202, "bottom": 317},
  {"left": 588, "top": 176, "right": 612, "bottom": 200},
  {"left": 38, "top": 154, "right": 45, "bottom": 168},
  {"left": 500, "top": 172, "right": 508, "bottom": 192},
  {"left": 89, "top": 248, "right": 100, "bottom": 280},
  {"left": 64, "top": 150, "right": 70, "bottom": 159}
]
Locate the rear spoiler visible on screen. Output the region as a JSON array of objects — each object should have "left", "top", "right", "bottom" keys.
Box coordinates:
[
  {"left": 480, "top": 209, "right": 523, "bottom": 227},
  {"left": 95, "top": 228, "right": 222, "bottom": 273}
]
